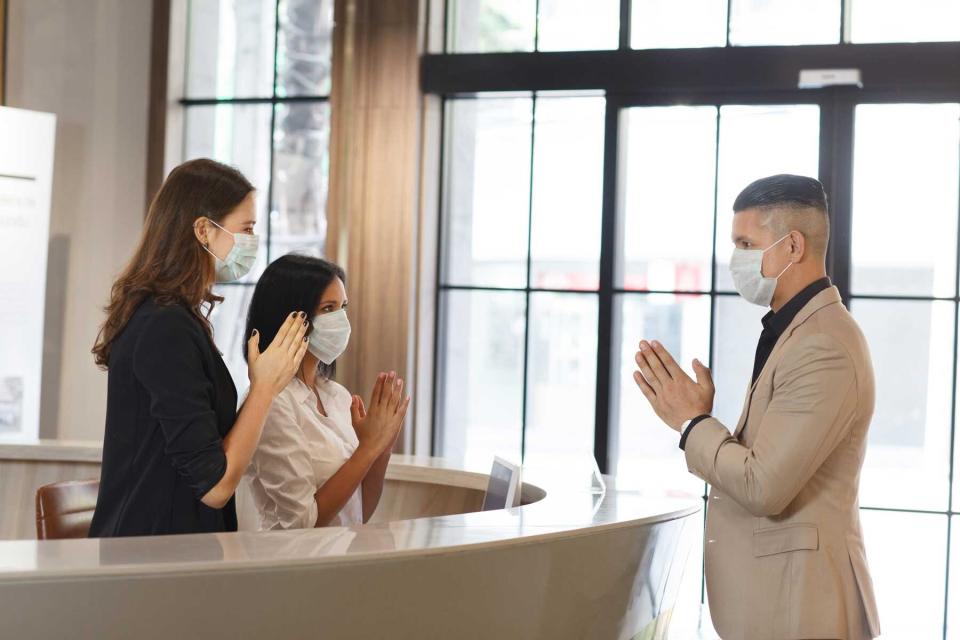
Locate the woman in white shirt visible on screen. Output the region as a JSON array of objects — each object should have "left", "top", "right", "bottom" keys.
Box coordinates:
[{"left": 242, "top": 255, "right": 409, "bottom": 529}]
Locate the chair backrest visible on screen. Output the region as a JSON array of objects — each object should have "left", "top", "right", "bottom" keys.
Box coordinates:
[{"left": 35, "top": 479, "right": 99, "bottom": 540}]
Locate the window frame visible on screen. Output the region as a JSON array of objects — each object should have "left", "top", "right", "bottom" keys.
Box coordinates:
[
  {"left": 425, "top": 1, "right": 960, "bottom": 635},
  {"left": 168, "top": 0, "right": 335, "bottom": 389},
  {"left": 178, "top": 0, "right": 333, "bottom": 287}
]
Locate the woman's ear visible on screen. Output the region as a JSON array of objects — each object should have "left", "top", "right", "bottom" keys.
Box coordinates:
[{"left": 193, "top": 217, "right": 209, "bottom": 246}]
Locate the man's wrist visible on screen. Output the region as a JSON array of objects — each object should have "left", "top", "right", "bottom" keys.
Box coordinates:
[{"left": 679, "top": 414, "right": 712, "bottom": 451}]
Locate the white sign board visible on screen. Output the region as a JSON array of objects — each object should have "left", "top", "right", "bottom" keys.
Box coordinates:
[{"left": 0, "top": 107, "right": 56, "bottom": 441}]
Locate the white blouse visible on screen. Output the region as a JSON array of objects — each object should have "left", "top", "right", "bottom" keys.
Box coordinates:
[{"left": 245, "top": 377, "right": 363, "bottom": 530}]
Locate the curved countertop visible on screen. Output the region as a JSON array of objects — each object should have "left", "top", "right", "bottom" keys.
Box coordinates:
[
  {"left": 0, "top": 452, "right": 700, "bottom": 581},
  {"left": 0, "top": 438, "right": 103, "bottom": 463},
  {"left": 1, "top": 444, "right": 703, "bottom": 639}
]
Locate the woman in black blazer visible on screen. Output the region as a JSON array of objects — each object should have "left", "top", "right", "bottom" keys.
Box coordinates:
[{"left": 89, "top": 158, "right": 309, "bottom": 537}]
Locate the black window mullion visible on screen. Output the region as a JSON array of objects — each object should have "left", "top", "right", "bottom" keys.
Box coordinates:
[
  {"left": 180, "top": 95, "right": 330, "bottom": 106},
  {"left": 593, "top": 95, "right": 621, "bottom": 474},
  {"left": 264, "top": 1, "right": 282, "bottom": 266},
  {"left": 704, "top": 104, "right": 722, "bottom": 606},
  {"left": 817, "top": 88, "right": 838, "bottom": 292},
  {"left": 533, "top": 0, "right": 540, "bottom": 52},
  {"left": 618, "top": 0, "right": 631, "bottom": 50},
  {"left": 725, "top": 0, "right": 733, "bottom": 47},
  {"left": 839, "top": 0, "right": 848, "bottom": 44},
  {"left": 708, "top": 104, "right": 721, "bottom": 386},
  {"left": 440, "top": 284, "right": 599, "bottom": 294},
  {"left": 430, "top": 99, "right": 450, "bottom": 456},
  {"left": 422, "top": 45, "right": 960, "bottom": 97},
  {"left": 943, "top": 123, "right": 960, "bottom": 640},
  {"left": 945, "top": 312, "right": 958, "bottom": 640},
  {"left": 520, "top": 95, "right": 538, "bottom": 461},
  {"left": 820, "top": 87, "right": 855, "bottom": 305},
  {"left": 442, "top": 0, "right": 450, "bottom": 54}
]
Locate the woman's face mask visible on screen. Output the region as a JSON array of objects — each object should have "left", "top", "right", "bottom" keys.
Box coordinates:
[
  {"left": 201, "top": 218, "right": 259, "bottom": 283},
  {"left": 308, "top": 308, "right": 351, "bottom": 365}
]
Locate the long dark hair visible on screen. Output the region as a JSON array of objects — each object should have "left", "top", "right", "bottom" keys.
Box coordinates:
[
  {"left": 244, "top": 254, "right": 347, "bottom": 380},
  {"left": 93, "top": 158, "right": 254, "bottom": 367}
]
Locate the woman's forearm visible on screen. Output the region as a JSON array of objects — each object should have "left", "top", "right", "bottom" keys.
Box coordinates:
[
  {"left": 201, "top": 385, "right": 275, "bottom": 509},
  {"left": 361, "top": 447, "right": 392, "bottom": 522},
  {"left": 313, "top": 444, "right": 381, "bottom": 527}
]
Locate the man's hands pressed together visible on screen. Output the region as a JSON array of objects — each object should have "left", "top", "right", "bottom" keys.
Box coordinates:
[{"left": 633, "top": 340, "right": 715, "bottom": 432}]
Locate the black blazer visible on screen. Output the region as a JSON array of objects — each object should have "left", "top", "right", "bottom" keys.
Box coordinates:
[{"left": 89, "top": 298, "right": 238, "bottom": 537}]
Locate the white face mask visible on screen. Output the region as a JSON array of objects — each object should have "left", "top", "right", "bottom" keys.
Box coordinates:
[
  {"left": 308, "top": 308, "right": 351, "bottom": 365},
  {"left": 202, "top": 219, "right": 259, "bottom": 283},
  {"left": 729, "top": 234, "right": 793, "bottom": 307}
]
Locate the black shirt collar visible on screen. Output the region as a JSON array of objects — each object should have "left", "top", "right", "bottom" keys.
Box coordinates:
[{"left": 761, "top": 277, "right": 832, "bottom": 336}]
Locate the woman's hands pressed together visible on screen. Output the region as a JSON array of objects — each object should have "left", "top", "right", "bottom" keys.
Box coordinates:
[
  {"left": 247, "top": 311, "right": 310, "bottom": 397},
  {"left": 351, "top": 372, "right": 410, "bottom": 453}
]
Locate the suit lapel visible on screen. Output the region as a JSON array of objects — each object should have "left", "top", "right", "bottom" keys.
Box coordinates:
[{"left": 732, "top": 286, "right": 843, "bottom": 439}]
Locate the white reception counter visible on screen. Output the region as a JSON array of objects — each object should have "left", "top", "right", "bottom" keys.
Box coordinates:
[{"left": 0, "top": 443, "right": 701, "bottom": 639}]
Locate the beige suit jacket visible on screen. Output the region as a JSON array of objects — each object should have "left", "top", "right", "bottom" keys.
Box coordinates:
[{"left": 684, "top": 286, "right": 880, "bottom": 639}]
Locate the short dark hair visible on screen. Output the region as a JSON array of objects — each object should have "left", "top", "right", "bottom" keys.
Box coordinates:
[
  {"left": 733, "top": 174, "right": 828, "bottom": 214},
  {"left": 243, "top": 254, "right": 347, "bottom": 380}
]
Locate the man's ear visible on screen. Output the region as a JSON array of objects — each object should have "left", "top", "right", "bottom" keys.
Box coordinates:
[{"left": 789, "top": 230, "right": 806, "bottom": 262}]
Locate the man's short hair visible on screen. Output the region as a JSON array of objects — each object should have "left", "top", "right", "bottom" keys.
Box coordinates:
[{"left": 733, "top": 174, "right": 830, "bottom": 256}]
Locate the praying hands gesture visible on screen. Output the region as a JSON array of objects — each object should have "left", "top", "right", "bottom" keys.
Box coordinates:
[
  {"left": 633, "top": 340, "right": 715, "bottom": 432},
  {"left": 351, "top": 372, "right": 409, "bottom": 453}
]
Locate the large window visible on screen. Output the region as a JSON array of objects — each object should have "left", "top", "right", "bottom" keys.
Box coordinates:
[
  {"left": 445, "top": 0, "right": 960, "bottom": 52},
  {"left": 427, "top": 1, "right": 960, "bottom": 637},
  {"left": 179, "top": 0, "right": 334, "bottom": 386},
  {"left": 614, "top": 103, "right": 820, "bottom": 491},
  {"left": 436, "top": 92, "right": 605, "bottom": 470}
]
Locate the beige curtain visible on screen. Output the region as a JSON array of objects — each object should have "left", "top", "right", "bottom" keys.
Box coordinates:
[{"left": 0, "top": 0, "right": 6, "bottom": 105}]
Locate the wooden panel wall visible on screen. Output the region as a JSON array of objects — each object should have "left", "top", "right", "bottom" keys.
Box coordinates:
[
  {"left": 0, "top": 0, "right": 6, "bottom": 105},
  {"left": 145, "top": 0, "right": 171, "bottom": 207},
  {"left": 326, "top": 0, "right": 424, "bottom": 436}
]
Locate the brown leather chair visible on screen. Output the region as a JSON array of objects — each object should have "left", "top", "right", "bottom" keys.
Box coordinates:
[{"left": 35, "top": 479, "right": 99, "bottom": 540}]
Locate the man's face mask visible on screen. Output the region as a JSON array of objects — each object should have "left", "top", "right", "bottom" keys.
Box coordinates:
[{"left": 729, "top": 234, "right": 793, "bottom": 307}]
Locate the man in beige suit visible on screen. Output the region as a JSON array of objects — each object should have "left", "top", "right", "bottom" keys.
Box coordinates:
[{"left": 633, "top": 175, "right": 880, "bottom": 639}]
